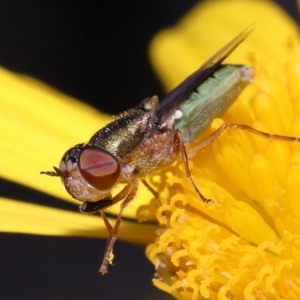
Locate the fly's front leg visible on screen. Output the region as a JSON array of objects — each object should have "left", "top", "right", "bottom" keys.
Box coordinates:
[
  {"left": 99, "top": 178, "right": 139, "bottom": 275},
  {"left": 174, "top": 129, "right": 211, "bottom": 203},
  {"left": 188, "top": 123, "right": 300, "bottom": 159}
]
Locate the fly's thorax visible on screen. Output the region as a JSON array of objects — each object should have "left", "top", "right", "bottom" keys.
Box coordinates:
[
  {"left": 88, "top": 96, "right": 159, "bottom": 158},
  {"left": 118, "top": 121, "right": 176, "bottom": 178},
  {"left": 57, "top": 143, "right": 121, "bottom": 202}
]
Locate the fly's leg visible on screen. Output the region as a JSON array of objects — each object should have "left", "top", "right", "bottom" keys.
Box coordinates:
[
  {"left": 188, "top": 123, "right": 300, "bottom": 159},
  {"left": 142, "top": 179, "right": 162, "bottom": 206},
  {"left": 135, "top": 179, "right": 163, "bottom": 222},
  {"left": 182, "top": 122, "right": 300, "bottom": 202},
  {"left": 174, "top": 129, "right": 211, "bottom": 203},
  {"left": 99, "top": 178, "right": 138, "bottom": 275},
  {"left": 99, "top": 211, "right": 117, "bottom": 273}
]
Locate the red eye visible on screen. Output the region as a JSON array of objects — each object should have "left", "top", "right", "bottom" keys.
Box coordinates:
[{"left": 78, "top": 146, "right": 121, "bottom": 191}]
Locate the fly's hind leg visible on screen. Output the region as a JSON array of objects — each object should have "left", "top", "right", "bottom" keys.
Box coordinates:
[
  {"left": 188, "top": 123, "right": 300, "bottom": 159},
  {"left": 177, "top": 122, "right": 300, "bottom": 203}
]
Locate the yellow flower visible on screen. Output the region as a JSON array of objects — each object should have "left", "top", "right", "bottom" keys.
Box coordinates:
[
  {"left": 145, "top": 0, "right": 300, "bottom": 299},
  {"left": 1, "top": 0, "right": 300, "bottom": 299}
]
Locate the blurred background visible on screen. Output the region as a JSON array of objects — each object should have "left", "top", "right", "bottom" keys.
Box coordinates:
[{"left": 0, "top": 1, "right": 297, "bottom": 299}]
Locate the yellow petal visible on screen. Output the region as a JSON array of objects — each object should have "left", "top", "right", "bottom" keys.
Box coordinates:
[
  {"left": 0, "top": 197, "right": 157, "bottom": 245},
  {"left": 150, "top": 0, "right": 300, "bottom": 91}
]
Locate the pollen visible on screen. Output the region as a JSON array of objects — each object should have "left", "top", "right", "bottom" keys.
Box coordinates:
[{"left": 107, "top": 251, "right": 114, "bottom": 265}]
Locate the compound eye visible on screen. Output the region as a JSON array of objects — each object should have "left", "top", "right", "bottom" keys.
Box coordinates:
[{"left": 78, "top": 146, "right": 121, "bottom": 191}]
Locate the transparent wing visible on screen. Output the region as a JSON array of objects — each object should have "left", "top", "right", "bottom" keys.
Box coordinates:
[{"left": 158, "top": 25, "right": 254, "bottom": 124}]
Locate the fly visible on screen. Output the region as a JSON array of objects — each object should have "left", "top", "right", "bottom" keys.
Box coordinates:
[{"left": 42, "top": 25, "right": 293, "bottom": 274}]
